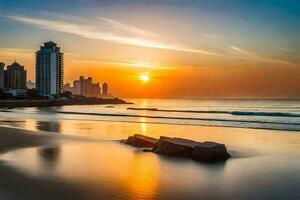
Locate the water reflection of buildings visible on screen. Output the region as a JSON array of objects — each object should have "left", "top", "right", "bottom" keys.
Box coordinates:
[
  {"left": 38, "top": 146, "right": 61, "bottom": 169},
  {"left": 64, "top": 76, "right": 111, "bottom": 98},
  {"left": 36, "top": 121, "right": 61, "bottom": 132}
]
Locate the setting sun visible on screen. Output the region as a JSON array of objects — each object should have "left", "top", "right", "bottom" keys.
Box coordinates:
[{"left": 140, "top": 74, "right": 149, "bottom": 82}]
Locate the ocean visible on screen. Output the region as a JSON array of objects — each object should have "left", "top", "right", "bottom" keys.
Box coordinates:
[
  {"left": 0, "top": 99, "right": 299, "bottom": 200},
  {"left": 1, "top": 98, "right": 300, "bottom": 132}
]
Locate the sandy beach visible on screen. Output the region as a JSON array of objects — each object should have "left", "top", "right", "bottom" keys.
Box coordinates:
[
  {"left": 0, "top": 123, "right": 299, "bottom": 200},
  {"left": 0, "top": 126, "right": 58, "bottom": 153},
  {"left": 0, "top": 126, "right": 122, "bottom": 200},
  {"left": 0, "top": 126, "right": 79, "bottom": 199}
]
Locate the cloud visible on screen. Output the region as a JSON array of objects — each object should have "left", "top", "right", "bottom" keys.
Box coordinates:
[
  {"left": 0, "top": 48, "right": 34, "bottom": 53},
  {"left": 274, "top": 47, "right": 289, "bottom": 53},
  {"left": 0, "top": 48, "right": 34, "bottom": 60},
  {"left": 201, "top": 32, "right": 223, "bottom": 39},
  {"left": 5, "top": 14, "right": 219, "bottom": 56},
  {"left": 3, "top": 13, "right": 296, "bottom": 66},
  {"left": 230, "top": 45, "right": 296, "bottom": 66},
  {"left": 98, "top": 17, "right": 157, "bottom": 38},
  {"left": 68, "top": 58, "right": 174, "bottom": 69}
]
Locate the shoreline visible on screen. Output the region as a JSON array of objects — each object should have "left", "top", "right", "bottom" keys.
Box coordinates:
[
  {"left": 0, "top": 98, "right": 130, "bottom": 109},
  {"left": 0, "top": 125, "right": 299, "bottom": 200},
  {"left": 0, "top": 125, "right": 113, "bottom": 154},
  {"left": 0, "top": 126, "right": 65, "bottom": 155},
  {"left": 0, "top": 126, "right": 103, "bottom": 200}
]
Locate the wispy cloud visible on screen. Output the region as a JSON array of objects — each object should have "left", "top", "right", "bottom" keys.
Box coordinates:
[
  {"left": 0, "top": 48, "right": 34, "bottom": 59},
  {"left": 0, "top": 48, "right": 34, "bottom": 53},
  {"left": 68, "top": 58, "right": 174, "bottom": 69},
  {"left": 274, "top": 47, "right": 289, "bottom": 53},
  {"left": 5, "top": 14, "right": 219, "bottom": 56},
  {"left": 98, "top": 17, "right": 157, "bottom": 38},
  {"left": 3, "top": 13, "right": 296, "bottom": 66},
  {"left": 230, "top": 45, "right": 295, "bottom": 66},
  {"left": 201, "top": 32, "right": 223, "bottom": 39}
]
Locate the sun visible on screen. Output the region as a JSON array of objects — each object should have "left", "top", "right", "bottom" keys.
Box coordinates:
[{"left": 140, "top": 74, "right": 149, "bottom": 82}]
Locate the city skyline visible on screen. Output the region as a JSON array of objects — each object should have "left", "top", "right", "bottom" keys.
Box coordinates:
[
  {"left": 0, "top": 49, "right": 110, "bottom": 99},
  {"left": 64, "top": 76, "right": 110, "bottom": 98},
  {"left": 0, "top": 0, "right": 299, "bottom": 98}
]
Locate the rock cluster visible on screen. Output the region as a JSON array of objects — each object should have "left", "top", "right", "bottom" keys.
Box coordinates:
[
  {"left": 123, "top": 134, "right": 231, "bottom": 162},
  {"left": 124, "top": 134, "right": 158, "bottom": 148}
]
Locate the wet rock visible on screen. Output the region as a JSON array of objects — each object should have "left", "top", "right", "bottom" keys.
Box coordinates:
[
  {"left": 125, "top": 134, "right": 158, "bottom": 148},
  {"left": 124, "top": 134, "right": 231, "bottom": 162},
  {"left": 142, "top": 148, "right": 153, "bottom": 152},
  {"left": 153, "top": 136, "right": 231, "bottom": 162},
  {"left": 152, "top": 136, "right": 197, "bottom": 157},
  {"left": 191, "top": 142, "right": 231, "bottom": 162}
]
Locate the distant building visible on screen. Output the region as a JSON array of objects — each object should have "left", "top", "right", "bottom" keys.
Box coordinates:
[
  {"left": 4, "top": 61, "right": 27, "bottom": 89},
  {"left": 36, "top": 41, "right": 64, "bottom": 97},
  {"left": 72, "top": 80, "right": 81, "bottom": 94},
  {"left": 63, "top": 82, "right": 71, "bottom": 92},
  {"left": 27, "top": 80, "right": 36, "bottom": 89},
  {"left": 0, "top": 62, "right": 4, "bottom": 88},
  {"left": 102, "top": 82, "right": 108, "bottom": 96},
  {"left": 65, "top": 76, "right": 102, "bottom": 97}
]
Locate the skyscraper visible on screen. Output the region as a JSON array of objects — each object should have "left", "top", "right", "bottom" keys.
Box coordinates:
[
  {"left": 4, "top": 61, "right": 27, "bottom": 89},
  {"left": 36, "top": 41, "right": 64, "bottom": 97},
  {"left": 102, "top": 82, "right": 108, "bottom": 96},
  {"left": 0, "top": 62, "right": 4, "bottom": 88}
]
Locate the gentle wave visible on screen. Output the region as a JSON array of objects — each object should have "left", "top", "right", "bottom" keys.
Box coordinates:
[
  {"left": 127, "top": 107, "right": 300, "bottom": 117},
  {"left": 57, "top": 111, "right": 300, "bottom": 126}
]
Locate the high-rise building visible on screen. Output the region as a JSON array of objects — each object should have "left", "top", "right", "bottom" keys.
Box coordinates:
[
  {"left": 0, "top": 62, "right": 4, "bottom": 88},
  {"left": 36, "top": 41, "right": 64, "bottom": 97},
  {"left": 102, "top": 82, "right": 108, "bottom": 96},
  {"left": 4, "top": 61, "right": 27, "bottom": 89},
  {"left": 67, "top": 76, "right": 102, "bottom": 97}
]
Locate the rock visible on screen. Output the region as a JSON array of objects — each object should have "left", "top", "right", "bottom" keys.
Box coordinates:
[
  {"left": 153, "top": 136, "right": 231, "bottom": 162},
  {"left": 124, "top": 134, "right": 231, "bottom": 162},
  {"left": 125, "top": 134, "right": 158, "bottom": 148},
  {"left": 152, "top": 136, "right": 197, "bottom": 157},
  {"left": 191, "top": 142, "right": 231, "bottom": 162},
  {"left": 142, "top": 148, "right": 153, "bottom": 152}
]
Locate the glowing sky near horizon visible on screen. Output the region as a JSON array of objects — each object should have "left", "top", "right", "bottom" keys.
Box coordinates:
[{"left": 0, "top": 0, "right": 299, "bottom": 98}]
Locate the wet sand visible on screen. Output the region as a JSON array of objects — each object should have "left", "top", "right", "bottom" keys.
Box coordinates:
[
  {"left": 0, "top": 125, "right": 299, "bottom": 200},
  {"left": 0, "top": 126, "right": 58, "bottom": 153},
  {"left": 0, "top": 126, "right": 112, "bottom": 200},
  {"left": 0, "top": 127, "right": 72, "bottom": 199}
]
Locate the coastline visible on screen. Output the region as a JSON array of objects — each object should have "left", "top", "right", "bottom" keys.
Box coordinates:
[
  {"left": 0, "top": 126, "right": 58, "bottom": 154},
  {"left": 0, "top": 98, "right": 130, "bottom": 108},
  {"left": 0, "top": 124, "right": 299, "bottom": 200},
  {"left": 0, "top": 126, "right": 102, "bottom": 200}
]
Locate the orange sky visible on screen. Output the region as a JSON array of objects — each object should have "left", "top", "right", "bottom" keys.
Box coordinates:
[
  {"left": 1, "top": 43, "right": 300, "bottom": 99},
  {"left": 0, "top": 1, "right": 299, "bottom": 98}
]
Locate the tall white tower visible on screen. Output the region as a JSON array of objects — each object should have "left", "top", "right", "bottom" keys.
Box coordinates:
[{"left": 36, "top": 41, "right": 64, "bottom": 97}]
